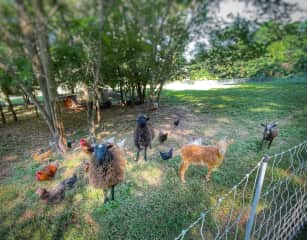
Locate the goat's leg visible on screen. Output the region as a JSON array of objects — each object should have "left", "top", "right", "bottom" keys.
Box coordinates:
[
  {"left": 103, "top": 189, "right": 109, "bottom": 203},
  {"left": 144, "top": 147, "right": 147, "bottom": 161},
  {"left": 268, "top": 139, "right": 273, "bottom": 149},
  {"left": 111, "top": 186, "right": 115, "bottom": 201},
  {"left": 261, "top": 138, "right": 265, "bottom": 149},
  {"left": 179, "top": 161, "right": 189, "bottom": 183}
]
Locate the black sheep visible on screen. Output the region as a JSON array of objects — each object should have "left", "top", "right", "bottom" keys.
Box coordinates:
[
  {"left": 134, "top": 114, "right": 155, "bottom": 161},
  {"left": 261, "top": 122, "right": 278, "bottom": 149}
]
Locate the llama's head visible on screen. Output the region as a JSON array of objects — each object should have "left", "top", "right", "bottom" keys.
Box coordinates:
[{"left": 217, "top": 137, "right": 233, "bottom": 156}]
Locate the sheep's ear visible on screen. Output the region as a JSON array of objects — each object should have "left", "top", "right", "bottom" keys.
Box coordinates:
[
  {"left": 136, "top": 113, "right": 141, "bottom": 120},
  {"left": 261, "top": 123, "right": 266, "bottom": 127},
  {"left": 272, "top": 123, "right": 277, "bottom": 128},
  {"left": 146, "top": 117, "right": 150, "bottom": 121}
]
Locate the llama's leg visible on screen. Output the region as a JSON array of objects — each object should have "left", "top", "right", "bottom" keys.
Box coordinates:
[
  {"left": 111, "top": 186, "right": 115, "bottom": 200},
  {"left": 179, "top": 161, "right": 189, "bottom": 183},
  {"left": 144, "top": 147, "right": 147, "bottom": 161},
  {"left": 103, "top": 189, "right": 109, "bottom": 203},
  {"left": 206, "top": 167, "right": 213, "bottom": 181},
  {"left": 135, "top": 150, "right": 140, "bottom": 162}
]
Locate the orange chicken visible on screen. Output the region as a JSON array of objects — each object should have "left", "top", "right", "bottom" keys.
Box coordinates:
[
  {"left": 31, "top": 149, "right": 52, "bottom": 161},
  {"left": 35, "top": 163, "right": 58, "bottom": 181}
]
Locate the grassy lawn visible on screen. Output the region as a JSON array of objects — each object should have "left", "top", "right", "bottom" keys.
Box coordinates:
[{"left": 0, "top": 77, "right": 307, "bottom": 239}]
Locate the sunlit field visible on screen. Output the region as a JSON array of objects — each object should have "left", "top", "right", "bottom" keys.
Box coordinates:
[{"left": 1, "top": 76, "right": 307, "bottom": 239}]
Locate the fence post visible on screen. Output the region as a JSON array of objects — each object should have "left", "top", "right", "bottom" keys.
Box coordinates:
[{"left": 244, "top": 155, "right": 269, "bottom": 240}]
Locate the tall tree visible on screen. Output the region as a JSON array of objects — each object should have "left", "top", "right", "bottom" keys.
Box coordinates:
[{"left": 7, "top": 0, "right": 68, "bottom": 152}]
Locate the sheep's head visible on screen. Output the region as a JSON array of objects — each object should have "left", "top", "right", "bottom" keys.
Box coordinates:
[
  {"left": 261, "top": 123, "right": 277, "bottom": 137},
  {"left": 136, "top": 114, "right": 149, "bottom": 128},
  {"left": 94, "top": 143, "right": 113, "bottom": 164}
]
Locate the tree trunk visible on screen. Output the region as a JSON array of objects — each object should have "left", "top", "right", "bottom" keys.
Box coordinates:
[
  {"left": 0, "top": 105, "right": 6, "bottom": 124},
  {"left": 16, "top": 0, "right": 53, "bottom": 120},
  {"left": 142, "top": 84, "right": 146, "bottom": 102},
  {"left": 35, "top": 105, "right": 39, "bottom": 118},
  {"left": 16, "top": 0, "right": 67, "bottom": 152},
  {"left": 19, "top": 83, "right": 55, "bottom": 135},
  {"left": 2, "top": 90, "right": 17, "bottom": 122},
  {"left": 92, "top": 0, "right": 106, "bottom": 128},
  {"left": 22, "top": 94, "right": 30, "bottom": 109},
  {"left": 119, "top": 81, "right": 124, "bottom": 104},
  {"left": 156, "top": 82, "right": 165, "bottom": 103}
]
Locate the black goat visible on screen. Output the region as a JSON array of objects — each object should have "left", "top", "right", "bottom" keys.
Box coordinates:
[{"left": 261, "top": 122, "right": 278, "bottom": 149}]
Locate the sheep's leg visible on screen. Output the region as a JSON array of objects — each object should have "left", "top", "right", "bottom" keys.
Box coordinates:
[
  {"left": 179, "top": 161, "right": 189, "bottom": 183},
  {"left": 144, "top": 147, "right": 147, "bottom": 161},
  {"left": 111, "top": 186, "right": 115, "bottom": 200},
  {"left": 103, "top": 189, "right": 109, "bottom": 203},
  {"left": 135, "top": 150, "right": 140, "bottom": 162}
]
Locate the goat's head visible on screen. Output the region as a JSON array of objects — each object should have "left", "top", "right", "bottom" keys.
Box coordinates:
[
  {"left": 136, "top": 114, "right": 149, "bottom": 128},
  {"left": 261, "top": 122, "right": 278, "bottom": 137}
]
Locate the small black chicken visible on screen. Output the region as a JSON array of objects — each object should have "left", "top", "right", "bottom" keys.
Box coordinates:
[
  {"left": 174, "top": 119, "right": 180, "bottom": 127},
  {"left": 67, "top": 140, "right": 76, "bottom": 149},
  {"left": 159, "top": 130, "right": 168, "bottom": 143},
  {"left": 160, "top": 148, "right": 173, "bottom": 160},
  {"left": 61, "top": 174, "right": 77, "bottom": 189}
]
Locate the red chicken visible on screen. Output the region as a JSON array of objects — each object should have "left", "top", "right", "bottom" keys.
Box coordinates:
[
  {"left": 79, "top": 139, "right": 94, "bottom": 154},
  {"left": 35, "top": 163, "right": 58, "bottom": 181}
]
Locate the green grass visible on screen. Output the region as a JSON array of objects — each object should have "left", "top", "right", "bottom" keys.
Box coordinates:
[
  {"left": 0, "top": 95, "right": 44, "bottom": 106},
  {"left": 1, "top": 77, "right": 307, "bottom": 239}
]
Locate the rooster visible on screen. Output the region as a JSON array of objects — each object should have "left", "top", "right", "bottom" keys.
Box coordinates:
[
  {"left": 35, "top": 163, "right": 58, "bottom": 181},
  {"left": 79, "top": 139, "right": 94, "bottom": 154}
]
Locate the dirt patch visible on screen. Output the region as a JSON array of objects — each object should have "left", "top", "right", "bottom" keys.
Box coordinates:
[{"left": 0, "top": 103, "right": 208, "bottom": 180}]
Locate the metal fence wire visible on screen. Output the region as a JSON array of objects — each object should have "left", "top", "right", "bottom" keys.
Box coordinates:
[{"left": 175, "top": 141, "right": 307, "bottom": 240}]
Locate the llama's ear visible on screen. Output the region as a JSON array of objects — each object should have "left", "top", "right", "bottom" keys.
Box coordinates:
[
  {"left": 107, "top": 144, "right": 113, "bottom": 149},
  {"left": 261, "top": 123, "right": 266, "bottom": 127}
]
